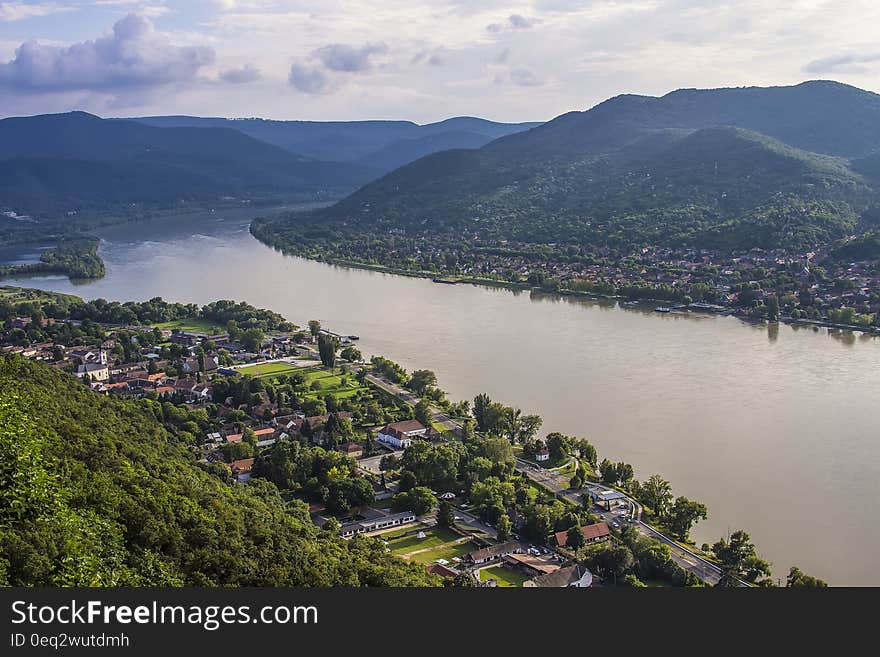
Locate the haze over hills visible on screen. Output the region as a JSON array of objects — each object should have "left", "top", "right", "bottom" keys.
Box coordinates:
[
  {"left": 130, "top": 115, "right": 542, "bottom": 173},
  {"left": 258, "top": 80, "right": 880, "bottom": 255}
]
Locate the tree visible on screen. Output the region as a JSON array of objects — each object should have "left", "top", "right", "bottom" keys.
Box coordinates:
[
  {"left": 241, "top": 328, "right": 265, "bottom": 353},
  {"left": 666, "top": 496, "right": 707, "bottom": 541},
  {"left": 593, "top": 545, "right": 634, "bottom": 584},
  {"left": 408, "top": 369, "right": 437, "bottom": 396},
  {"left": 318, "top": 334, "right": 339, "bottom": 368},
  {"left": 711, "top": 530, "right": 771, "bottom": 585},
  {"left": 308, "top": 320, "right": 321, "bottom": 339},
  {"left": 576, "top": 438, "right": 597, "bottom": 468},
  {"left": 414, "top": 398, "right": 432, "bottom": 427},
  {"left": 766, "top": 294, "right": 780, "bottom": 322},
  {"left": 640, "top": 474, "right": 673, "bottom": 517},
  {"left": 496, "top": 513, "right": 512, "bottom": 541},
  {"left": 398, "top": 470, "right": 417, "bottom": 492},
  {"left": 450, "top": 572, "right": 477, "bottom": 587},
  {"left": 566, "top": 525, "right": 586, "bottom": 550},
  {"left": 599, "top": 459, "right": 618, "bottom": 485},
  {"left": 379, "top": 454, "right": 399, "bottom": 472},
  {"left": 437, "top": 500, "right": 455, "bottom": 528},
  {"left": 786, "top": 566, "right": 827, "bottom": 588},
  {"left": 546, "top": 432, "right": 571, "bottom": 462},
  {"left": 323, "top": 516, "right": 341, "bottom": 534},
  {"left": 340, "top": 346, "right": 362, "bottom": 362},
  {"left": 392, "top": 486, "right": 436, "bottom": 516}
]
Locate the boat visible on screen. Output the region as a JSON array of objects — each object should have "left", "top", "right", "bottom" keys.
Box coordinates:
[
  {"left": 654, "top": 306, "right": 672, "bottom": 313},
  {"left": 347, "top": 335, "right": 360, "bottom": 340},
  {"left": 431, "top": 277, "right": 457, "bottom": 284}
]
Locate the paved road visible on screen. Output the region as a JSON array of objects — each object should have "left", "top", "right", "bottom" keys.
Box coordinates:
[
  {"left": 364, "top": 373, "right": 464, "bottom": 434},
  {"left": 515, "top": 458, "right": 729, "bottom": 586}
]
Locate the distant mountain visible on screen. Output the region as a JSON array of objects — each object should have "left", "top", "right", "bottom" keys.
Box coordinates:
[
  {"left": 260, "top": 81, "right": 880, "bottom": 254},
  {"left": 130, "top": 114, "right": 542, "bottom": 173},
  {"left": 0, "top": 112, "right": 375, "bottom": 218}
]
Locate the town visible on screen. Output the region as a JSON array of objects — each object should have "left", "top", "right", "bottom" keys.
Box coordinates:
[{"left": 0, "top": 287, "right": 825, "bottom": 588}]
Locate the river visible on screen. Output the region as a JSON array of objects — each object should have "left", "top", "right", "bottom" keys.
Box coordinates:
[{"left": 4, "top": 206, "right": 879, "bottom": 586}]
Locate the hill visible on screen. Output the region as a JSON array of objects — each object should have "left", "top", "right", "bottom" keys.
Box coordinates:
[
  {"left": 254, "top": 81, "right": 880, "bottom": 260},
  {"left": 0, "top": 354, "right": 438, "bottom": 586},
  {"left": 131, "top": 114, "right": 541, "bottom": 173},
  {"left": 0, "top": 112, "right": 375, "bottom": 219}
]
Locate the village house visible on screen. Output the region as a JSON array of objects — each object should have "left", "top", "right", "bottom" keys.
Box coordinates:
[
  {"left": 523, "top": 564, "right": 593, "bottom": 588},
  {"left": 535, "top": 447, "right": 550, "bottom": 462},
  {"left": 466, "top": 541, "right": 521, "bottom": 565},
  {"left": 231, "top": 458, "right": 255, "bottom": 483},
  {"left": 339, "top": 441, "right": 364, "bottom": 458},
  {"left": 554, "top": 522, "right": 611, "bottom": 548},
  {"left": 377, "top": 419, "right": 427, "bottom": 448}
]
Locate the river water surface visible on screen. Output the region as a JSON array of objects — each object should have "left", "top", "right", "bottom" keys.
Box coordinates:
[{"left": 4, "top": 206, "right": 879, "bottom": 585}]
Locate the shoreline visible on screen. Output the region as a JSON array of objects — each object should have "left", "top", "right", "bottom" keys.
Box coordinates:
[{"left": 250, "top": 230, "right": 880, "bottom": 337}]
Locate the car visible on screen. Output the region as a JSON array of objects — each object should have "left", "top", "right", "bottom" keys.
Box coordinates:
[
  {"left": 453, "top": 515, "right": 462, "bottom": 521},
  {"left": 540, "top": 547, "right": 549, "bottom": 555}
]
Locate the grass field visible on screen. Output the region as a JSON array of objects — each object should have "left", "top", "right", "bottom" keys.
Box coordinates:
[
  {"left": 409, "top": 540, "right": 474, "bottom": 564},
  {"left": 153, "top": 317, "right": 225, "bottom": 334},
  {"left": 386, "top": 527, "right": 461, "bottom": 556},
  {"left": 301, "top": 367, "right": 367, "bottom": 399},
  {"left": 478, "top": 566, "right": 530, "bottom": 587},
  {"left": 236, "top": 361, "right": 300, "bottom": 378}
]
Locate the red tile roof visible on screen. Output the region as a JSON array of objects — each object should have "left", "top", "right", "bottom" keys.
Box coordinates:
[{"left": 554, "top": 522, "right": 610, "bottom": 547}]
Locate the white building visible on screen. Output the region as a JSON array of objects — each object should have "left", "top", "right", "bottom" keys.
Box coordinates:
[{"left": 377, "top": 420, "right": 427, "bottom": 448}]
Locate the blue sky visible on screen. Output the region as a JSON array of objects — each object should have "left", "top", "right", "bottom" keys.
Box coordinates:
[{"left": 1, "top": 0, "right": 879, "bottom": 122}]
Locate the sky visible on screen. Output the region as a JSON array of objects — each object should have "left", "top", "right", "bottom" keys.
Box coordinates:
[{"left": 0, "top": 0, "right": 879, "bottom": 123}]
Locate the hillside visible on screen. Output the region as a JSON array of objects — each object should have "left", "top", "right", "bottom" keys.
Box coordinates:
[
  {"left": 0, "top": 355, "right": 438, "bottom": 586},
  {"left": 0, "top": 112, "right": 375, "bottom": 219},
  {"left": 132, "top": 114, "right": 541, "bottom": 173},
  {"left": 255, "top": 81, "right": 880, "bottom": 257}
]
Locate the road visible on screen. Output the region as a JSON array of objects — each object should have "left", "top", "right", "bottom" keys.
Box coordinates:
[{"left": 515, "top": 458, "right": 730, "bottom": 586}]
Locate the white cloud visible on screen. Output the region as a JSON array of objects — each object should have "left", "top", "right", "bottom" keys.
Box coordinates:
[
  {"left": 0, "top": 1, "right": 69, "bottom": 22},
  {"left": 0, "top": 14, "right": 214, "bottom": 96}
]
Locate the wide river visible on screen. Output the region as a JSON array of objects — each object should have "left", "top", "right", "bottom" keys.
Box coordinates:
[{"left": 4, "top": 206, "right": 879, "bottom": 585}]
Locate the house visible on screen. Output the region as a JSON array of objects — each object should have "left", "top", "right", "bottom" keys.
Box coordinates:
[
  {"left": 339, "top": 510, "right": 416, "bottom": 538},
  {"left": 231, "top": 458, "right": 255, "bottom": 483},
  {"left": 523, "top": 564, "right": 593, "bottom": 588},
  {"left": 554, "top": 522, "right": 611, "bottom": 548},
  {"left": 74, "top": 363, "right": 109, "bottom": 382},
  {"left": 535, "top": 448, "right": 550, "bottom": 462},
  {"left": 339, "top": 441, "right": 363, "bottom": 458},
  {"left": 192, "top": 384, "right": 212, "bottom": 400},
  {"left": 466, "top": 541, "right": 520, "bottom": 565},
  {"left": 426, "top": 563, "right": 459, "bottom": 579},
  {"left": 502, "top": 553, "right": 561, "bottom": 577},
  {"left": 377, "top": 420, "right": 427, "bottom": 448}
]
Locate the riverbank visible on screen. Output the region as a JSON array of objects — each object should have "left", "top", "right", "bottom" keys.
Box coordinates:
[{"left": 249, "top": 226, "right": 880, "bottom": 337}]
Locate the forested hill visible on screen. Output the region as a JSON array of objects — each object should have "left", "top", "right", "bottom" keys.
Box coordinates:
[
  {"left": 0, "top": 355, "right": 438, "bottom": 586},
  {"left": 131, "top": 114, "right": 541, "bottom": 174},
  {"left": 261, "top": 80, "right": 880, "bottom": 254},
  {"left": 0, "top": 111, "right": 375, "bottom": 218}
]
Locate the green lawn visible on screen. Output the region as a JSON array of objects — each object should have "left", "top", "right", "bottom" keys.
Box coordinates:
[
  {"left": 236, "top": 361, "right": 300, "bottom": 378},
  {"left": 478, "top": 566, "right": 530, "bottom": 587},
  {"left": 409, "top": 540, "right": 474, "bottom": 564},
  {"left": 301, "top": 367, "right": 368, "bottom": 400},
  {"left": 153, "top": 317, "right": 225, "bottom": 335},
  {"left": 375, "top": 523, "right": 429, "bottom": 540},
  {"left": 386, "top": 527, "right": 461, "bottom": 556}
]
